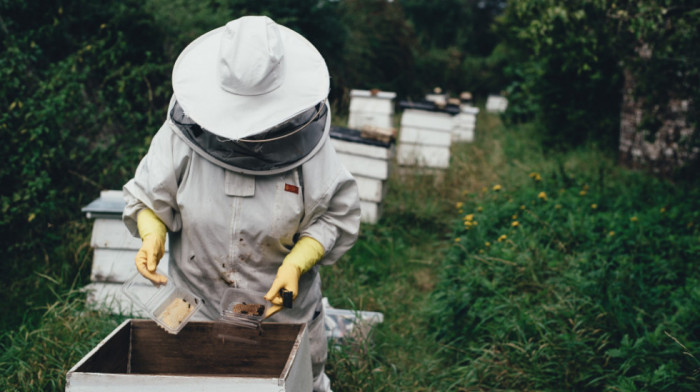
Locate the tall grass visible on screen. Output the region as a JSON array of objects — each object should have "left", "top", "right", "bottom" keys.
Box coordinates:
[{"left": 0, "top": 291, "right": 125, "bottom": 392}]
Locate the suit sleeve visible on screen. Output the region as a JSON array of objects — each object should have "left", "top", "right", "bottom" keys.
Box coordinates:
[{"left": 122, "top": 123, "right": 191, "bottom": 238}]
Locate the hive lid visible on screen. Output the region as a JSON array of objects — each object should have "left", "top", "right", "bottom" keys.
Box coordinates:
[{"left": 330, "top": 126, "right": 393, "bottom": 148}]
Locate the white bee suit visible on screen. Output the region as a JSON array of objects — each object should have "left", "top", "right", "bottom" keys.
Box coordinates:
[{"left": 122, "top": 101, "right": 360, "bottom": 391}]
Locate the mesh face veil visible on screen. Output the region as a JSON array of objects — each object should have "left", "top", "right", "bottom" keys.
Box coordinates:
[{"left": 170, "top": 100, "right": 328, "bottom": 174}]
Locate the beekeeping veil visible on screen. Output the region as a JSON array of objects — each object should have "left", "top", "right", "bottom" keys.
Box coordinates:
[{"left": 169, "top": 15, "right": 330, "bottom": 175}]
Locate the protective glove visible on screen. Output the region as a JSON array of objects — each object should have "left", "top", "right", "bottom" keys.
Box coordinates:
[
  {"left": 135, "top": 208, "right": 168, "bottom": 285},
  {"left": 264, "top": 236, "right": 324, "bottom": 319}
]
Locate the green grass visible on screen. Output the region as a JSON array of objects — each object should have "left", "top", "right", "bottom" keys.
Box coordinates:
[{"left": 2, "top": 110, "right": 698, "bottom": 391}]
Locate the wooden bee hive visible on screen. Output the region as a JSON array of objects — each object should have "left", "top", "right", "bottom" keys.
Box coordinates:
[{"left": 65, "top": 320, "right": 312, "bottom": 391}]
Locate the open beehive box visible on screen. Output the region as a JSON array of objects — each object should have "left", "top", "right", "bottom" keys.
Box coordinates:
[{"left": 65, "top": 319, "right": 312, "bottom": 391}]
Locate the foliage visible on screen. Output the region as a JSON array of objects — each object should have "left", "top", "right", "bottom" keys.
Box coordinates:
[
  {"left": 402, "top": 0, "right": 507, "bottom": 98},
  {"left": 0, "top": 0, "right": 171, "bottom": 332},
  {"left": 429, "top": 160, "right": 700, "bottom": 390},
  {"left": 498, "top": 0, "right": 623, "bottom": 148},
  {"left": 498, "top": 0, "right": 699, "bottom": 152}
]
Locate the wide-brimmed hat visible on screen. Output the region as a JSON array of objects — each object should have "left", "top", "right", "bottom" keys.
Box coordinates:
[{"left": 172, "top": 15, "right": 329, "bottom": 140}]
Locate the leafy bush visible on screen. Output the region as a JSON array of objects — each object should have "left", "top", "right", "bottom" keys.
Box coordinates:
[
  {"left": 430, "top": 167, "right": 700, "bottom": 390},
  {"left": 498, "top": 0, "right": 623, "bottom": 148},
  {"left": 0, "top": 0, "right": 171, "bottom": 332}
]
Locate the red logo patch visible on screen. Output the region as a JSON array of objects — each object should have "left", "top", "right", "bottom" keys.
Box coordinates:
[{"left": 284, "top": 184, "right": 299, "bottom": 194}]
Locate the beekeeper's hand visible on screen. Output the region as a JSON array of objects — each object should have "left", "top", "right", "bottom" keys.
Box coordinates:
[
  {"left": 264, "top": 236, "right": 324, "bottom": 318},
  {"left": 135, "top": 208, "right": 168, "bottom": 285}
]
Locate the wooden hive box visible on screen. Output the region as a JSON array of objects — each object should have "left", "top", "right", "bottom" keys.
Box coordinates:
[
  {"left": 330, "top": 126, "right": 394, "bottom": 224},
  {"left": 452, "top": 105, "right": 479, "bottom": 143},
  {"left": 486, "top": 94, "right": 508, "bottom": 113},
  {"left": 347, "top": 89, "right": 396, "bottom": 130},
  {"left": 397, "top": 109, "right": 454, "bottom": 169},
  {"left": 81, "top": 190, "right": 169, "bottom": 316},
  {"left": 66, "top": 320, "right": 312, "bottom": 392}
]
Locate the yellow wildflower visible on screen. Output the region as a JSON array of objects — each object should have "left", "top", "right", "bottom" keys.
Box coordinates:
[
  {"left": 520, "top": 205, "right": 526, "bottom": 210},
  {"left": 660, "top": 207, "right": 666, "bottom": 213},
  {"left": 630, "top": 216, "right": 638, "bottom": 222},
  {"left": 609, "top": 231, "right": 615, "bottom": 237},
  {"left": 455, "top": 202, "right": 463, "bottom": 209},
  {"left": 579, "top": 190, "right": 587, "bottom": 196},
  {"left": 485, "top": 241, "right": 491, "bottom": 247},
  {"left": 591, "top": 204, "right": 597, "bottom": 209},
  {"left": 492, "top": 184, "right": 502, "bottom": 192},
  {"left": 529, "top": 172, "right": 538, "bottom": 179},
  {"left": 535, "top": 174, "right": 542, "bottom": 182},
  {"left": 464, "top": 214, "right": 474, "bottom": 221},
  {"left": 477, "top": 206, "right": 483, "bottom": 212},
  {"left": 454, "top": 238, "right": 461, "bottom": 243},
  {"left": 538, "top": 191, "right": 547, "bottom": 201},
  {"left": 100, "top": 23, "right": 107, "bottom": 29},
  {"left": 497, "top": 234, "right": 507, "bottom": 242},
  {"left": 512, "top": 214, "right": 518, "bottom": 220},
  {"left": 512, "top": 221, "right": 520, "bottom": 227}
]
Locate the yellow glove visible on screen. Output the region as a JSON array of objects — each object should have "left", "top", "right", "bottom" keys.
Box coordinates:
[
  {"left": 263, "top": 236, "right": 324, "bottom": 318},
  {"left": 135, "top": 208, "right": 168, "bottom": 285}
]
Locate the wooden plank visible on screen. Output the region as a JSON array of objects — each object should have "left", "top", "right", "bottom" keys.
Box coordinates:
[
  {"left": 452, "top": 128, "right": 475, "bottom": 143},
  {"left": 129, "top": 321, "right": 300, "bottom": 376},
  {"left": 349, "top": 97, "right": 394, "bottom": 115},
  {"left": 399, "top": 126, "right": 453, "bottom": 147},
  {"left": 84, "top": 282, "right": 149, "bottom": 317},
  {"left": 336, "top": 152, "right": 389, "bottom": 180},
  {"left": 400, "top": 109, "right": 454, "bottom": 132},
  {"left": 460, "top": 105, "right": 480, "bottom": 115},
  {"left": 331, "top": 138, "right": 394, "bottom": 160},
  {"left": 91, "top": 219, "right": 142, "bottom": 250},
  {"left": 91, "top": 248, "right": 169, "bottom": 283},
  {"left": 360, "top": 200, "right": 381, "bottom": 224},
  {"left": 68, "top": 319, "right": 132, "bottom": 376},
  {"left": 486, "top": 95, "right": 508, "bottom": 113},
  {"left": 348, "top": 112, "right": 393, "bottom": 130},
  {"left": 397, "top": 144, "right": 451, "bottom": 169},
  {"left": 66, "top": 373, "right": 282, "bottom": 392},
  {"left": 455, "top": 113, "right": 476, "bottom": 127},
  {"left": 280, "top": 323, "right": 313, "bottom": 392},
  {"left": 355, "top": 175, "right": 385, "bottom": 203},
  {"left": 350, "top": 89, "right": 396, "bottom": 100}
]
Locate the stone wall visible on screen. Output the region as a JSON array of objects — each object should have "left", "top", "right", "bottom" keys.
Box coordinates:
[{"left": 619, "top": 69, "right": 697, "bottom": 175}]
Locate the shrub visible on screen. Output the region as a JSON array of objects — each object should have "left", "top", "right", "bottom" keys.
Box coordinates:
[{"left": 430, "top": 167, "right": 700, "bottom": 390}]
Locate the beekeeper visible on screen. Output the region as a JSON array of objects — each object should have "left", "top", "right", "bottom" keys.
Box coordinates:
[{"left": 122, "top": 15, "right": 360, "bottom": 392}]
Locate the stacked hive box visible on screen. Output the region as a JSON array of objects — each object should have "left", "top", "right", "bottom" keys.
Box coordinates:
[
  {"left": 330, "top": 126, "right": 394, "bottom": 224},
  {"left": 452, "top": 105, "right": 480, "bottom": 142},
  {"left": 347, "top": 89, "right": 396, "bottom": 130},
  {"left": 397, "top": 107, "right": 456, "bottom": 169},
  {"left": 486, "top": 94, "right": 508, "bottom": 113},
  {"left": 81, "top": 190, "right": 169, "bottom": 316}
]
